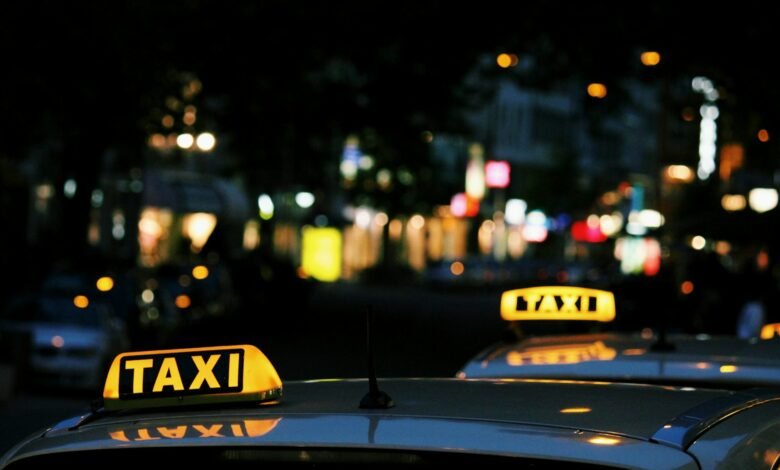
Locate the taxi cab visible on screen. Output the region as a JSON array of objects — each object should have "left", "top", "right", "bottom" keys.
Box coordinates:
[
  {"left": 2, "top": 338, "right": 780, "bottom": 468},
  {"left": 458, "top": 286, "right": 780, "bottom": 389}
]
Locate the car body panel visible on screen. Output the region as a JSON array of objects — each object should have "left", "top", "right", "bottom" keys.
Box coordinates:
[
  {"left": 688, "top": 399, "right": 780, "bottom": 469},
  {"left": 459, "top": 333, "right": 780, "bottom": 387},
  {"left": 1, "top": 379, "right": 709, "bottom": 469}
]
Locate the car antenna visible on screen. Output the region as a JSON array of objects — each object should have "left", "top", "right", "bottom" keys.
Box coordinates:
[{"left": 359, "top": 306, "right": 394, "bottom": 409}]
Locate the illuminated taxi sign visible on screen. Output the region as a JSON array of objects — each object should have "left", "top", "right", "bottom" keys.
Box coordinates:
[
  {"left": 103, "top": 345, "right": 282, "bottom": 410},
  {"left": 501, "top": 286, "right": 615, "bottom": 322}
]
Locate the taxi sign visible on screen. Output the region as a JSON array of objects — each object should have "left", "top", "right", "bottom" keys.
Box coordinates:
[
  {"left": 103, "top": 345, "right": 282, "bottom": 410},
  {"left": 501, "top": 286, "right": 615, "bottom": 322}
]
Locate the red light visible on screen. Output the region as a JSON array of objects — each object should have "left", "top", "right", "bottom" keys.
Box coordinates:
[
  {"left": 643, "top": 239, "right": 661, "bottom": 276},
  {"left": 571, "top": 221, "right": 606, "bottom": 243},
  {"left": 451, "top": 193, "right": 479, "bottom": 218}
]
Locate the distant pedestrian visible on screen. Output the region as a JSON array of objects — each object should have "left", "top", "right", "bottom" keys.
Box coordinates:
[{"left": 737, "top": 298, "right": 765, "bottom": 339}]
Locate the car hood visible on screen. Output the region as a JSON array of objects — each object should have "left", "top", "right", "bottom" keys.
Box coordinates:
[{"left": 459, "top": 333, "right": 780, "bottom": 387}]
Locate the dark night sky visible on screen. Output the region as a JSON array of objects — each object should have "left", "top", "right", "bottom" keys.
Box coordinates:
[{"left": 1, "top": 1, "right": 779, "bottom": 173}]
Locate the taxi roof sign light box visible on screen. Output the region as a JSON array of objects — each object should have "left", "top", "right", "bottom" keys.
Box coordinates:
[
  {"left": 500, "top": 286, "right": 616, "bottom": 322},
  {"left": 103, "top": 344, "right": 282, "bottom": 410}
]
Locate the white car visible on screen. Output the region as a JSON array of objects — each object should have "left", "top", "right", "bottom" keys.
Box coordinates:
[
  {"left": 458, "top": 286, "right": 780, "bottom": 389},
  {"left": 0, "top": 294, "right": 129, "bottom": 392},
  {"left": 2, "top": 343, "right": 780, "bottom": 468}
]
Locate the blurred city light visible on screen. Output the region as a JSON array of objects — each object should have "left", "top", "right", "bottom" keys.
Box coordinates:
[
  {"left": 748, "top": 188, "right": 779, "bottom": 213},
  {"left": 388, "top": 219, "right": 403, "bottom": 240},
  {"left": 721, "top": 194, "right": 746, "bottom": 211},
  {"left": 176, "top": 133, "right": 194, "bottom": 149},
  {"left": 599, "top": 213, "right": 623, "bottom": 237},
  {"left": 196, "top": 132, "right": 216, "bottom": 151},
  {"left": 694, "top": 77, "right": 719, "bottom": 180},
  {"left": 638, "top": 209, "right": 664, "bottom": 228},
  {"left": 758, "top": 129, "right": 770, "bottom": 142},
  {"left": 295, "top": 192, "right": 315, "bottom": 208},
  {"left": 182, "top": 212, "right": 217, "bottom": 252},
  {"left": 640, "top": 51, "right": 661, "bottom": 66},
  {"left": 141, "top": 289, "right": 155, "bottom": 303},
  {"left": 63, "top": 179, "right": 77, "bottom": 198},
  {"left": 720, "top": 365, "right": 737, "bottom": 374},
  {"left": 465, "top": 160, "right": 486, "bottom": 200},
  {"left": 162, "top": 115, "right": 174, "bottom": 128},
  {"left": 523, "top": 210, "right": 548, "bottom": 242},
  {"left": 301, "top": 227, "right": 342, "bottom": 282},
  {"left": 340, "top": 160, "right": 358, "bottom": 180},
  {"left": 355, "top": 207, "right": 372, "bottom": 228},
  {"left": 358, "top": 155, "right": 374, "bottom": 170},
  {"left": 243, "top": 220, "right": 260, "bottom": 251},
  {"left": 485, "top": 160, "right": 510, "bottom": 188},
  {"left": 112, "top": 210, "right": 125, "bottom": 240},
  {"left": 375, "top": 212, "right": 389, "bottom": 226},
  {"left": 496, "top": 53, "right": 517, "bottom": 68},
  {"left": 192, "top": 265, "right": 209, "bottom": 280},
  {"left": 625, "top": 211, "right": 646, "bottom": 236},
  {"left": 451, "top": 193, "right": 478, "bottom": 218},
  {"left": 73, "top": 295, "right": 89, "bottom": 309},
  {"left": 51, "top": 335, "right": 64, "bottom": 348},
  {"left": 719, "top": 144, "right": 744, "bottom": 181},
  {"left": 258, "top": 194, "right": 274, "bottom": 220},
  {"left": 175, "top": 294, "right": 191, "bottom": 309},
  {"left": 505, "top": 199, "right": 527, "bottom": 225},
  {"left": 450, "top": 261, "right": 464, "bottom": 276},
  {"left": 183, "top": 106, "right": 197, "bottom": 125},
  {"left": 96, "top": 276, "right": 114, "bottom": 292},
  {"left": 681, "top": 281, "right": 694, "bottom": 295},
  {"left": 376, "top": 169, "right": 392, "bottom": 189},
  {"left": 663, "top": 165, "right": 695, "bottom": 183},
  {"left": 409, "top": 214, "right": 425, "bottom": 230},
  {"left": 587, "top": 83, "right": 607, "bottom": 99},
  {"left": 691, "top": 236, "right": 706, "bottom": 250}
]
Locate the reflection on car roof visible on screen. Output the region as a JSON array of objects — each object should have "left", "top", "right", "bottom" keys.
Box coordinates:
[{"left": 459, "top": 332, "right": 780, "bottom": 387}]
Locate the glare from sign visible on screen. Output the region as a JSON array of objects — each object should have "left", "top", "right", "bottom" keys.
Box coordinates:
[{"left": 507, "top": 341, "right": 617, "bottom": 366}]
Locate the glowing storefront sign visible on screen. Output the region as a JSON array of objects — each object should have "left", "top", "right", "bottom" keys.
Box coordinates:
[{"left": 301, "top": 227, "right": 342, "bottom": 282}]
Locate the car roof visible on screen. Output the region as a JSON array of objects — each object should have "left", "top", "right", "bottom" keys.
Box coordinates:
[
  {"left": 5, "top": 378, "right": 778, "bottom": 469},
  {"left": 459, "top": 332, "right": 780, "bottom": 387}
]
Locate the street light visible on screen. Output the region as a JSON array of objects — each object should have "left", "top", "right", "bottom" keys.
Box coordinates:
[{"left": 640, "top": 51, "right": 661, "bottom": 67}]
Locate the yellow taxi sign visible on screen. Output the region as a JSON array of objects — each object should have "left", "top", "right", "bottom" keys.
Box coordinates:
[
  {"left": 501, "top": 286, "right": 615, "bottom": 322},
  {"left": 103, "top": 345, "right": 282, "bottom": 411}
]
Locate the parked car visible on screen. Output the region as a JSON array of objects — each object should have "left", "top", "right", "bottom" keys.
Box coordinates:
[
  {"left": 0, "top": 292, "right": 129, "bottom": 393},
  {"left": 3, "top": 343, "right": 780, "bottom": 468}
]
